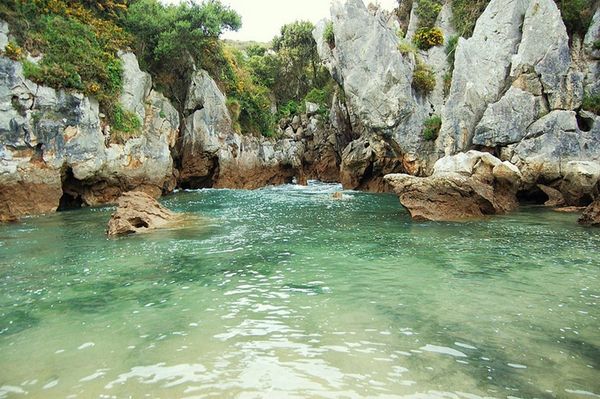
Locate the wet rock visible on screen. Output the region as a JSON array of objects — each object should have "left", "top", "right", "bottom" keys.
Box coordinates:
[
  {"left": 537, "top": 184, "right": 565, "bottom": 207},
  {"left": 106, "top": 191, "right": 179, "bottom": 236},
  {"left": 385, "top": 151, "right": 522, "bottom": 221},
  {"left": 578, "top": 199, "right": 600, "bottom": 227}
]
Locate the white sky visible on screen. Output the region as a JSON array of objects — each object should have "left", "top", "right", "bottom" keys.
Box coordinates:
[{"left": 162, "top": 0, "right": 398, "bottom": 43}]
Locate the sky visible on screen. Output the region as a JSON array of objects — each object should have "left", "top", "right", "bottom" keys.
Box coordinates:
[{"left": 162, "top": 0, "right": 398, "bottom": 43}]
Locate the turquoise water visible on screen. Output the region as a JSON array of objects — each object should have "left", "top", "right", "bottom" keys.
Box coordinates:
[{"left": 0, "top": 182, "right": 599, "bottom": 398}]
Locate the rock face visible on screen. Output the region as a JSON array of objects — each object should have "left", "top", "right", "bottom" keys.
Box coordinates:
[
  {"left": 0, "top": 51, "right": 179, "bottom": 221},
  {"left": 384, "top": 151, "right": 522, "bottom": 221},
  {"left": 106, "top": 191, "right": 178, "bottom": 236},
  {"left": 578, "top": 199, "right": 600, "bottom": 227}
]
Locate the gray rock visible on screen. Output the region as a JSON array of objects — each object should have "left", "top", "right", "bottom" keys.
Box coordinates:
[
  {"left": 305, "top": 101, "right": 320, "bottom": 116},
  {"left": 119, "top": 52, "right": 152, "bottom": 121},
  {"left": 473, "top": 87, "right": 544, "bottom": 146},
  {"left": 584, "top": 7, "right": 600, "bottom": 59},
  {"left": 439, "top": 0, "right": 528, "bottom": 154},
  {"left": 0, "top": 20, "right": 8, "bottom": 52},
  {"left": 510, "top": 0, "right": 571, "bottom": 106},
  {"left": 184, "top": 69, "right": 231, "bottom": 119}
]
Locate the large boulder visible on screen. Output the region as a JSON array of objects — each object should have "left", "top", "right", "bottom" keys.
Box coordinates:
[
  {"left": 384, "top": 151, "right": 522, "bottom": 221},
  {"left": 106, "top": 191, "right": 179, "bottom": 236},
  {"left": 578, "top": 199, "right": 600, "bottom": 227}
]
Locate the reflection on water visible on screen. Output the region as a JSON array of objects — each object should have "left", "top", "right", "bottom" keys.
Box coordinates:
[{"left": 0, "top": 182, "right": 599, "bottom": 398}]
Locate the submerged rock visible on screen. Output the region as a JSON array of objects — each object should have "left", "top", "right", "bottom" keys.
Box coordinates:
[
  {"left": 384, "top": 151, "right": 522, "bottom": 221},
  {"left": 106, "top": 191, "right": 179, "bottom": 236},
  {"left": 578, "top": 199, "right": 600, "bottom": 227}
]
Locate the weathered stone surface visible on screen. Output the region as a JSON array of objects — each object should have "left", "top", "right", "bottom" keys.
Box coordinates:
[
  {"left": 340, "top": 137, "right": 401, "bottom": 191},
  {"left": 119, "top": 52, "right": 152, "bottom": 121},
  {"left": 559, "top": 161, "right": 600, "bottom": 205},
  {"left": 578, "top": 198, "right": 600, "bottom": 226},
  {"left": 510, "top": 0, "right": 571, "bottom": 107},
  {"left": 511, "top": 111, "right": 600, "bottom": 184},
  {"left": 0, "top": 20, "right": 8, "bottom": 51},
  {"left": 473, "top": 87, "right": 544, "bottom": 147},
  {"left": 537, "top": 184, "right": 565, "bottom": 207},
  {"left": 106, "top": 191, "right": 178, "bottom": 236},
  {"left": 439, "top": 0, "right": 528, "bottom": 154},
  {"left": 384, "top": 151, "right": 521, "bottom": 221},
  {"left": 0, "top": 52, "right": 179, "bottom": 221}
]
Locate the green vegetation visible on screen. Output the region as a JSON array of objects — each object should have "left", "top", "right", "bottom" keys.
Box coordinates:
[
  {"left": 555, "top": 0, "right": 599, "bottom": 38},
  {"left": 395, "top": 0, "right": 414, "bottom": 37},
  {"left": 111, "top": 103, "right": 142, "bottom": 143},
  {"left": 450, "top": 0, "right": 489, "bottom": 38},
  {"left": 412, "top": 60, "right": 436, "bottom": 94},
  {"left": 582, "top": 92, "right": 600, "bottom": 115},
  {"left": 422, "top": 115, "right": 442, "bottom": 141},
  {"left": 414, "top": 27, "right": 444, "bottom": 50},
  {"left": 415, "top": 0, "right": 443, "bottom": 28},
  {"left": 4, "top": 41, "right": 23, "bottom": 60},
  {"left": 398, "top": 40, "right": 416, "bottom": 55},
  {"left": 594, "top": 40, "right": 600, "bottom": 50},
  {"left": 324, "top": 21, "right": 335, "bottom": 48}
]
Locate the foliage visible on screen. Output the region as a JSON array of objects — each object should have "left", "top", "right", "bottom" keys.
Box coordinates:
[
  {"left": 414, "top": 27, "right": 444, "bottom": 50},
  {"left": 0, "top": 0, "right": 130, "bottom": 130},
  {"left": 450, "top": 0, "right": 489, "bottom": 38},
  {"left": 398, "top": 40, "right": 416, "bottom": 55},
  {"left": 415, "top": 0, "right": 443, "bottom": 28},
  {"left": 323, "top": 21, "right": 335, "bottom": 48},
  {"left": 395, "top": 0, "right": 414, "bottom": 37},
  {"left": 277, "top": 100, "right": 300, "bottom": 119},
  {"left": 4, "top": 41, "right": 23, "bottom": 60},
  {"left": 246, "top": 52, "right": 280, "bottom": 88},
  {"left": 412, "top": 60, "right": 436, "bottom": 94},
  {"left": 443, "top": 71, "right": 452, "bottom": 97},
  {"left": 555, "top": 0, "right": 599, "bottom": 38},
  {"left": 594, "top": 40, "right": 600, "bottom": 50},
  {"left": 125, "top": 0, "right": 241, "bottom": 108},
  {"left": 445, "top": 35, "right": 459, "bottom": 68},
  {"left": 111, "top": 103, "right": 142, "bottom": 143},
  {"left": 422, "top": 115, "right": 442, "bottom": 141},
  {"left": 271, "top": 21, "right": 330, "bottom": 105},
  {"left": 582, "top": 92, "right": 600, "bottom": 115}
]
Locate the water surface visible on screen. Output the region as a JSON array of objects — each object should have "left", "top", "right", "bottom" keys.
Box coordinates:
[{"left": 0, "top": 182, "right": 599, "bottom": 398}]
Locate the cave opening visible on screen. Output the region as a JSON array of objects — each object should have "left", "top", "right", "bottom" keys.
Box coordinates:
[
  {"left": 517, "top": 186, "right": 550, "bottom": 205},
  {"left": 58, "top": 167, "right": 84, "bottom": 211}
]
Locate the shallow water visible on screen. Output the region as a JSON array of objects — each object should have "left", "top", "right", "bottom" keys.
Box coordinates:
[{"left": 0, "top": 182, "right": 599, "bottom": 398}]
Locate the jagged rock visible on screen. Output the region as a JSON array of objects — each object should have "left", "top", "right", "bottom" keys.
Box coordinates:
[
  {"left": 578, "top": 199, "right": 600, "bottom": 227},
  {"left": 0, "top": 20, "right": 8, "bottom": 51},
  {"left": 584, "top": 8, "right": 600, "bottom": 98},
  {"left": 559, "top": 161, "right": 600, "bottom": 205},
  {"left": 510, "top": 111, "right": 600, "bottom": 185},
  {"left": 305, "top": 102, "right": 320, "bottom": 116},
  {"left": 106, "top": 191, "right": 179, "bottom": 236},
  {"left": 340, "top": 137, "right": 401, "bottom": 191},
  {"left": 439, "top": 0, "right": 528, "bottom": 154},
  {"left": 385, "top": 151, "right": 521, "bottom": 221},
  {"left": 473, "top": 87, "right": 544, "bottom": 147},
  {"left": 510, "top": 0, "right": 573, "bottom": 108},
  {"left": 119, "top": 52, "right": 152, "bottom": 121},
  {"left": 0, "top": 51, "right": 179, "bottom": 220},
  {"left": 537, "top": 184, "right": 565, "bottom": 207},
  {"left": 291, "top": 115, "right": 301, "bottom": 131},
  {"left": 184, "top": 69, "right": 231, "bottom": 118}
]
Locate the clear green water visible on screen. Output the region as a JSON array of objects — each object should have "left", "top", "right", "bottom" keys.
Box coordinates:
[{"left": 0, "top": 182, "right": 599, "bottom": 398}]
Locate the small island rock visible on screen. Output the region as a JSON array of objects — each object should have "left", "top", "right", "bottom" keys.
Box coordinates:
[
  {"left": 578, "top": 199, "right": 600, "bottom": 227},
  {"left": 107, "top": 191, "right": 179, "bottom": 236}
]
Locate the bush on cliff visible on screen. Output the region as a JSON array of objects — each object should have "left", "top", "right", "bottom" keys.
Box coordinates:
[
  {"left": 422, "top": 115, "right": 442, "bottom": 141},
  {"left": 412, "top": 60, "right": 436, "bottom": 94},
  {"left": 450, "top": 0, "right": 489, "bottom": 38},
  {"left": 582, "top": 93, "right": 600, "bottom": 115}
]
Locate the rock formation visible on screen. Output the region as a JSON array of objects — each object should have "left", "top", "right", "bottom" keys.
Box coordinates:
[
  {"left": 0, "top": 50, "right": 179, "bottom": 221},
  {"left": 578, "top": 198, "right": 600, "bottom": 227},
  {"left": 106, "top": 191, "right": 179, "bottom": 236},
  {"left": 385, "top": 151, "right": 522, "bottom": 221}
]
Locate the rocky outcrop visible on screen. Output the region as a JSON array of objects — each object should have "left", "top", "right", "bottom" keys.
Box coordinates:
[
  {"left": 0, "top": 50, "right": 179, "bottom": 221},
  {"left": 106, "top": 191, "right": 179, "bottom": 236},
  {"left": 578, "top": 198, "right": 600, "bottom": 227},
  {"left": 384, "top": 151, "right": 522, "bottom": 221}
]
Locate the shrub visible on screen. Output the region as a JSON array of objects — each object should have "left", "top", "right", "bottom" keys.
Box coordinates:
[
  {"left": 111, "top": 103, "right": 141, "bottom": 143},
  {"left": 278, "top": 100, "right": 300, "bottom": 119},
  {"left": 594, "top": 40, "right": 600, "bottom": 50},
  {"left": 323, "top": 21, "right": 335, "bottom": 48},
  {"left": 4, "top": 41, "right": 23, "bottom": 60},
  {"left": 451, "top": 0, "right": 489, "bottom": 38},
  {"left": 398, "top": 40, "right": 416, "bottom": 55},
  {"left": 555, "top": 0, "right": 599, "bottom": 38},
  {"left": 414, "top": 27, "right": 444, "bottom": 50},
  {"left": 415, "top": 0, "right": 443, "bottom": 28},
  {"left": 443, "top": 71, "right": 452, "bottom": 97},
  {"left": 422, "top": 115, "right": 442, "bottom": 141},
  {"left": 445, "top": 35, "right": 459, "bottom": 67},
  {"left": 582, "top": 92, "right": 600, "bottom": 115},
  {"left": 412, "top": 61, "right": 436, "bottom": 94}
]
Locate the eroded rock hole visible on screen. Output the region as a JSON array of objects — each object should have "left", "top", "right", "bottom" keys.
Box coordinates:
[
  {"left": 517, "top": 186, "right": 549, "bottom": 205},
  {"left": 576, "top": 113, "right": 593, "bottom": 132},
  {"left": 128, "top": 217, "right": 149, "bottom": 228},
  {"left": 58, "top": 167, "right": 84, "bottom": 211}
]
